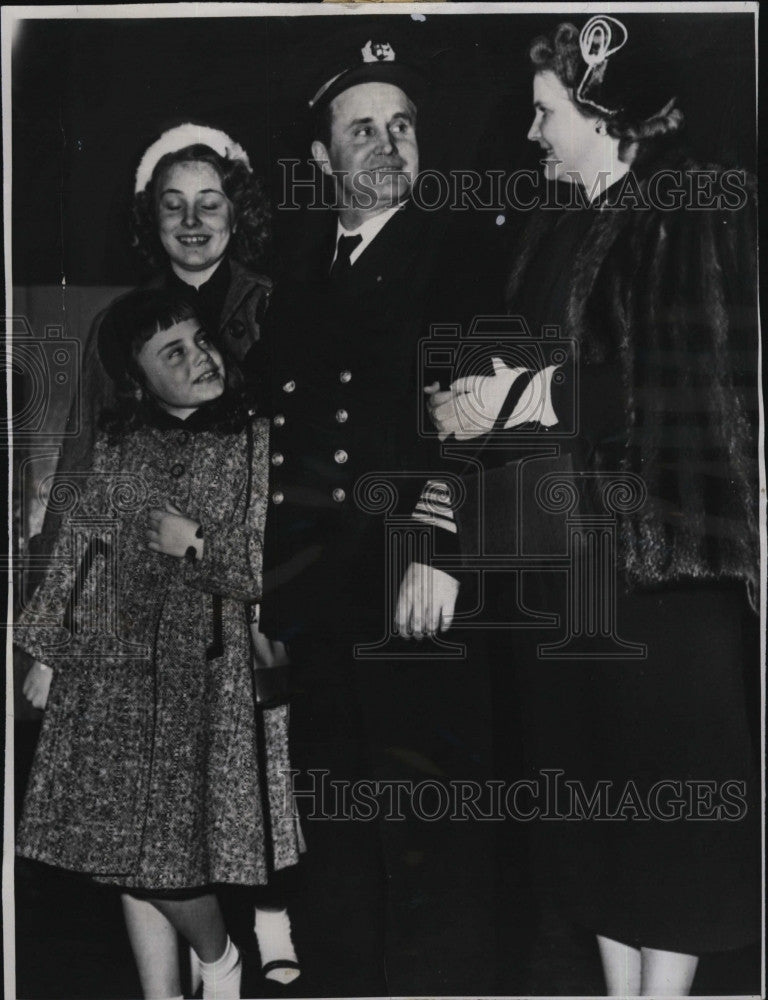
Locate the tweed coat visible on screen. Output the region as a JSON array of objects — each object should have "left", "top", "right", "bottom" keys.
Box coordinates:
[{"left": 16, "top": 412, "right": 302, "bottom": 889}]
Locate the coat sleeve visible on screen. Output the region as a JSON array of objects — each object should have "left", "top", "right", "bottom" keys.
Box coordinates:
[
  {"left": 15, "top": 435, "right": 116, "bottom": 664},
  {"left": 27, "top": 305, "right": 116, "bottom": 594},
  {"left": 181, "top": 418, "right": 269, "bottom": 602}
]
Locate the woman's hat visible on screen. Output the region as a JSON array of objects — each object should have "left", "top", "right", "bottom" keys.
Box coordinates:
[
  {"left": 134, "top": 123, "right": 252, "bottom": 194},
  {"left": 574, "top": 15, "right": 678, "bottom": 123}
]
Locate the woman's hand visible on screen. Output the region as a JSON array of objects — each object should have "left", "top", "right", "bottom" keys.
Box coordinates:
[
  {"left": 23, "top": 660, "right": 53, "bottom": 710},
  {"left": 425, "top": 360, "right": 521, "bottom": 441},
  {"left": 147, "top": 503, "right": 204, "bottom": 560},
  {"left": 425, "top": 358, "right": 559, "bottom": 441},
  {"left": 424, "top": 382, "right": 460, "bottom": 442}
]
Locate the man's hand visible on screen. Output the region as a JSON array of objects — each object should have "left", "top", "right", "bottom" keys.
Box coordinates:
[
  {"left": 23, "top": 660, "right": 53, "bottom": 710},
  {"left": 147, "top": 503, "right": 203, "bottom": 559},
  {"left": 395, "top": 561, "right": 459, "bottom": 639},
  {"left": 424, "top": 357, "right": 559, "bottom": 441}
]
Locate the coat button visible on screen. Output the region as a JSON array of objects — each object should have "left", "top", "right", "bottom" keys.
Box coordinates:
[
  {"left": 178, "top": 431, "right": 189, "bottom": 445},
  {"left": 273, "top": 414, "right": 285, "bottom": 427},
  {"left": 283, "top": 380, "right": 296, "bottom": 393},
  {"left": 272, "top": 491, "right": 284, "bottom": 504},
  {"left": 171, "top": 463, "right": 185, "bottom": 478},
  {"left": 334, "top": 450, "right": 348, "bottom": 464},
  {"left": 335, "top": 408, "right": 348, "bottom": 423},
  {"left": 229, "top": 319, "right": 245, "bottom": 339},
  {"left": 271, "top": 452, "right": 284, "bottom": 466},
  {"left": 339, "top": 370, "right": 352, "bottom": 383},
  {"left": 332, "top": 488, "right": 346, "bottom": 502}
]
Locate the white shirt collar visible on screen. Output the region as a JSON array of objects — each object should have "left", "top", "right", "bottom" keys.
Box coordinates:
[{"left": 332, "top": 202, "right": 406, "bottom": 268}]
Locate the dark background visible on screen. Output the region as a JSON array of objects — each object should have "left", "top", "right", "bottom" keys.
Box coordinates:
[
  {"left": 6, "top": 9, "right": 762, "bottom": 999},
  {"left": 11, "top": 10, "right": 757, "bottom": 286}
]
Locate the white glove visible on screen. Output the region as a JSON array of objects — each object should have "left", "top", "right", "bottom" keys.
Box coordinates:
[{"left": 425, "top": 357, "right": 560, "bottom": 442}]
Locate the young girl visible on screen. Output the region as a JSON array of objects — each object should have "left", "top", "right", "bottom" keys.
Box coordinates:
[{"left": 15, "top": 289, "right": 302, "bottom": 1000}]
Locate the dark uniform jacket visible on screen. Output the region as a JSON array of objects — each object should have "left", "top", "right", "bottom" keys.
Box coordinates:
[{"left": 257, "top": 204, "right": 454, "bottom": 643}]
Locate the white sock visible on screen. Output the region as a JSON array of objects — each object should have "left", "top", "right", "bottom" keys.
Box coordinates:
[
  {"left": 254, "top": 907, "right": 301, "bottom": 985},
  {"left": 197, "top": 936, "right": 241, "bottom": 1000},
  {"left": 189, "top": 946, "right": 202, "bottom": 995}
]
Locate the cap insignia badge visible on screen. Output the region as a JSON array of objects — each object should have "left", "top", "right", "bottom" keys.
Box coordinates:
[{"left": 361, "top": 41, "right": 395, "bottom": 63}]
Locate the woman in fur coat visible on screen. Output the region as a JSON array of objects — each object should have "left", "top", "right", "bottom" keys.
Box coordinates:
[
  {"left": 15, "top": 289, "right": 302, "bottom": 999},
  {"left": 426, "top": 16, "right": 759, "bottom": 995}
]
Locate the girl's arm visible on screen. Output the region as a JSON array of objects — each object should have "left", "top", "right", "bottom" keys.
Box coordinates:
[
  {"left": 15, "top": 434, "right": 117, "bottom": 665},
  {"left": 182, "top": 519, "right": 264, "bottom": 602},
  {"left": 146, "top": 503, "right": 264, "bottom": 602},
  {"left": 17, "top": 507, "right": 83, "bottom": 663},
  {"left": 148, "top": 419, "right": 268, "bottom": 603}
]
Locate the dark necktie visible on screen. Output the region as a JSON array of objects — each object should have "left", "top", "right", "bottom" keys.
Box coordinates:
[{"left": 329, "top": 233, "right": 363, "bottom": 280}]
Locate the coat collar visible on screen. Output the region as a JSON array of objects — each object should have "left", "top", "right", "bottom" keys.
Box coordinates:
[
  {"left": 219, "top": 259, "right": 271, "bottom": 331},
  {"left": 146, "top": 259, "right": 270, "bottom": 333},
  {"left": 284, "top": 201, "right": 437, "bottom": 287}
]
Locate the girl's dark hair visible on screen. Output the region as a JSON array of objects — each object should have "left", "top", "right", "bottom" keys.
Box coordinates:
[
  {"left": 130, "top": 144, "right": 271, "bottom": 272},
  {"left": 98, "top": 288, "right": 250, "bottom": 440},
  {"left": 529, "top": 22, "right": 684, "bottom": 161}
]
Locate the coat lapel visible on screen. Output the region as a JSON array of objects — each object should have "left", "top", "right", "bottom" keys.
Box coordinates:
[{"left": 218, "top": 260, "right": 270, "bottom": 333}]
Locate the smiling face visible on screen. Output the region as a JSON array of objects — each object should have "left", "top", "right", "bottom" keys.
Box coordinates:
[
  {"left": 155, "top": 160, "right": 234, "bottom": 278},
  {"left": 312, "top": 82, "right": 418, "bottom": 223},
  {"left": 527, "top": 70, "right": 601, "bottom": 183},
  {"left": 134, "top": 317, "right": 225, "bottom": 419}
]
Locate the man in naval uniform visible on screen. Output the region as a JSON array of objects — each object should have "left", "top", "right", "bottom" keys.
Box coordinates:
[{"left": 255, "top": 35, "right": 495, "bottom": 996}]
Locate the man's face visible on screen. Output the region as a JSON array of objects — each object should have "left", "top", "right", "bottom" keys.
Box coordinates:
[{"left": 313, "top": 81, "right": 419, "bottom": 217}]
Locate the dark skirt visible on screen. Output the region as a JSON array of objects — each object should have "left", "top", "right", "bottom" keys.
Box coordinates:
[{"left": 506, "top": 576, "right": 760, "bottom": 955}]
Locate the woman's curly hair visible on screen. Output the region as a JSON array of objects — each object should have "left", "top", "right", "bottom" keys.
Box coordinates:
[
  {"left": 529, "top": 23, "right": 685, "bottom": 160},
  {"left": 130, "top": 144, "right": 272, "bottom": 273}
]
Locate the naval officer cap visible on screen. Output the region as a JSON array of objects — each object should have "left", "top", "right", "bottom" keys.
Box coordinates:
[{"left": 307, "top": 31, "right": 427, "bottom": 112}]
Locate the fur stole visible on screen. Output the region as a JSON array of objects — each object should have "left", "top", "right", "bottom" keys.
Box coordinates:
[{"left": 506, "top": 158, "right": 759, "bottom": 607}]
